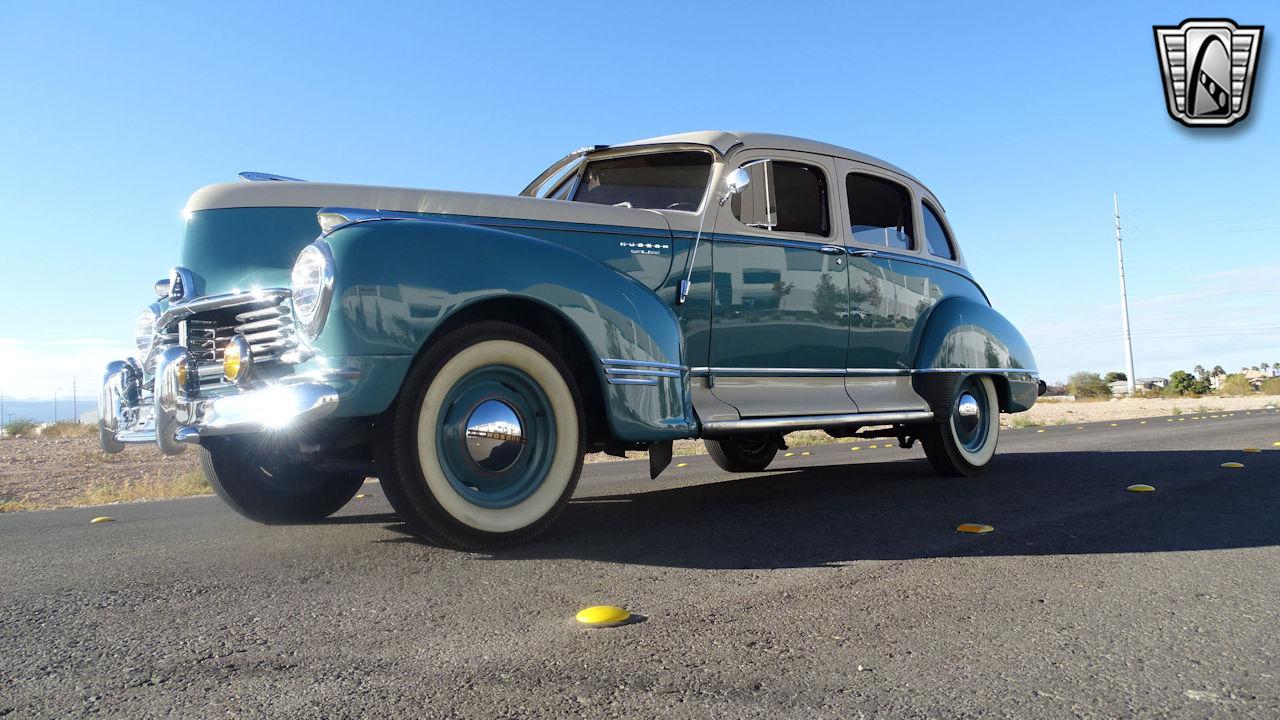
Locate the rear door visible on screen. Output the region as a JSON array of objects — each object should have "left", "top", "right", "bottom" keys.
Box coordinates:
[{"left": 835, "top": 159, "right": 931, "bottom": 412}]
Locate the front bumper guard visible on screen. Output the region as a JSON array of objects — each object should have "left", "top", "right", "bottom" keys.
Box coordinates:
[{"left": 99, "top": 346, "right": 342, "bottom": 456}]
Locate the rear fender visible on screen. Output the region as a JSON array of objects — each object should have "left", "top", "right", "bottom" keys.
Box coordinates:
[{"left": 911, "top": 297, "right": 1039, "bottom": 414}]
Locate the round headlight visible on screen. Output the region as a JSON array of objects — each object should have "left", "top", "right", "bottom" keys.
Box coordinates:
[
  {"left": 290, "top": 242, "right": 334, "bottom": 337},
  {"left": 134, "top": 307, "right": 158, "bottom": 353}
]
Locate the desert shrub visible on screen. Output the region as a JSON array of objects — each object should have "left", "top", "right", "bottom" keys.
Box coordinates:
[
  {"left": 1261, "top": 378, "right": 1280, "bottom": 395},
  {"left": 1167, "top": 370, "right": 1210, "bottom": 396},
  {"left": 41, "top": 421, "right": 97, "bottom": 438},
  {"left": 1218, "top": 373, "right": 1252, "bottom": 396},
  {"left": 1067, "top": 371, "right": 1111, "bottom": 398},
  {"left": 2, "top": 418, "right": 38, "bottom": 437}
]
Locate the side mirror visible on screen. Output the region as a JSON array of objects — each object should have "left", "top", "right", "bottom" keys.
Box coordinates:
[{"left": 725, "top": 167, "right": 751, "bottom": 195}]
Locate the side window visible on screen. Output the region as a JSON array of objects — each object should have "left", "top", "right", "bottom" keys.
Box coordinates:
[
  {"left": 731, "top": 159, "right": 830, "bottom": 237},
  {"left": 921, "top": 201, "right": 957, "bottom": 260},
  {"left": 845, "top": 173, "right": 914, "bottom": 250}
]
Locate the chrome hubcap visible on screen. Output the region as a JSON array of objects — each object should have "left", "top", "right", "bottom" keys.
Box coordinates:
[
  {"left": 464, "top": 399, "right": 526, "bottom": 473},
  {"left": 956, "top": 392, "right": 981, "bottom": 430}
]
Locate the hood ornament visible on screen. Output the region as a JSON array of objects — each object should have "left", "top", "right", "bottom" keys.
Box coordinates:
[{"left": 238, "top": 172, "right": 306, "bottom": 182}]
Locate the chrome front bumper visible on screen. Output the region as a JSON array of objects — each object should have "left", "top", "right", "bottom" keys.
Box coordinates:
[{"left": 99, "top": 346, "right": 342, "bottom": 455}]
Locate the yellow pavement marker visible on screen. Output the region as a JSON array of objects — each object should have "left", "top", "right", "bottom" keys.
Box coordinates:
[
  {"left": 801, "top": 451, "right": 811, "bottom": 456},
  {"left": 90, "top": 516, "right": 115, "bottom": 524},
  {"left": 576, "top": 605, "right": 631, "bottom": 627},
  {"left": 1139, "top": 421, "right": 1147, "bottom": 424},
  {"left": 1126, "top": 484, "right": 1155, "bottom": 493},
  {"left": 1036, "top": 429, "right": 1046, "bottom": 433},
  {"left": 354, "top": 493, "right": 367, "bottom": 499},
  {"left": 675, "top": 462, "right": 689, "bottom": 468},
  {"left": 1077, "top": 426, "right": 1085, "bottom": 430},
  {"left": 784, "top": 452, "right": 795, "bottom": 457},
  {"left": 850, "top": 446, "right": 862, "bottom": 451},
  {"left": 1110, "top": 423, "right": 1118, "bottom": 427},
  {"left": 1220, "top": 462, "right": 1244, "bottom": 469},
  {"left": 1273, "top": 441, "right": 1280, "bottom": 447},
  {"left": 956, "top": 523, "right": 994, "bottom": 534},
  {"left": 869, "top": 444, "right": 878, "bottom": 449},
  {"left": 1242, "top": 449, "right": 1261, "bottom": 454}
]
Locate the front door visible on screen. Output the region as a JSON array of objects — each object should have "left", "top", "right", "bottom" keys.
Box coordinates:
[{"left": 707, "top": 152, "right": 858, "bottom": 417}]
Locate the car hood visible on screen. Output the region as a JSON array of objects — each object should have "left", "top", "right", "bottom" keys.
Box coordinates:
[{"left": 184, "top": 181, "right": 673, "bottom": 234}]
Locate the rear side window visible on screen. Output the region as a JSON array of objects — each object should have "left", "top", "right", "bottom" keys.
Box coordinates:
[
  {"left": 921, "top": 201, "right": 956, "bottom": 260},
  {"left": 731, "top": 159, "right": 830, "bottom": 237},
  {"left": 846, "top": 173, "right": 914, "bottom": 250}
]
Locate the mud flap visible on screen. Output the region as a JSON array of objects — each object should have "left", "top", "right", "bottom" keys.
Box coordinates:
[{"left": 649, "top": 440, "right": 673, "bottom": 479}]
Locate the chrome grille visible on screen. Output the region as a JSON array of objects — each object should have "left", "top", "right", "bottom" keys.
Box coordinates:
[
  {"left": 167, "top": 293, "right": 295, "bottom": 384},
  {"left": 233, "top": 304, "right": 294, "bottom": 361}
]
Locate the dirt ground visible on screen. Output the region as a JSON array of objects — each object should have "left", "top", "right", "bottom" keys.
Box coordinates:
[
  {"left": 0, "top": 436, "right": 199, "bottom": 509},
  {"left": 3, "top": 395, "right": 1275, "bottom": 510},
  {"left": 1009, "top": 395, "right": 1279, "bottom": 426}
]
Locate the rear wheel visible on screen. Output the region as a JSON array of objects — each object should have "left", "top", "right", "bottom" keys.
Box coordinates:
[
  {"left": 919, "top": 375, "right": 1000, "bottom": 477},
  {"left": 199, "top": 438, "right": 365, "bottom": 523},
  {"left": 378, "top": 321, "right": 584, "bottom": 550},
  {"left": 704, "top": 434, "right": 780, "bottom": 472}
]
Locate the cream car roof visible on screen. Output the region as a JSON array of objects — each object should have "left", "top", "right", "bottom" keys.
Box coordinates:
[{"left": 609, "top": 130, "right": 936, "bottom": 203}]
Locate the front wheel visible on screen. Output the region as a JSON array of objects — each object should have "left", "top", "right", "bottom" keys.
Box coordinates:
[
  {"left": 199, "top": 438, "right": 365, "bottom": 523},
  {"left": 919, "top": 375, "right": 1001, "bottom": 477},
  {"left": 378, "top": 321, "right": 585, "bottom": 550}
]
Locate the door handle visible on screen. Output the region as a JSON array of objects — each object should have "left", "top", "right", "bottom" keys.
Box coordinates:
[
  {"left": 848, "top": 249, "right": 879, "bottom": 257},
  {"left": 818, "top": 245, "right": 845, "bottom": 255}
]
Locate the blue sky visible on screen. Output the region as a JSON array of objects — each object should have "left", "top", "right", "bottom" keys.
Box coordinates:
[{"left": 1, "top": 1, "right": 1278, "bottom": 398}]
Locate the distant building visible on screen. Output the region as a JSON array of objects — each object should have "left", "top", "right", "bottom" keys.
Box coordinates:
[
  {"left": 1108, "top": 380, "right": 1132, "bottom": 396},
  {"left": 78, "top": 408, "right": 99, "bottom": 425},
  {"left": 1136, "top": 377, "right": 1168, "bottom": 390}
]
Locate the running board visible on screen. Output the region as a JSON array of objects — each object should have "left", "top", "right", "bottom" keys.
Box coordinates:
[{"left": 701, "top": 411, "right": 934, "bottom": 437}]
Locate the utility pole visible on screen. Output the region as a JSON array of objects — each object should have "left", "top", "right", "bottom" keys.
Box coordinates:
[
  {"left": 1113, "top": 193, "right": 1137, "bottom": 394},
  {"left": 72, "top": 377, "right": 77, "bottom": 423}
]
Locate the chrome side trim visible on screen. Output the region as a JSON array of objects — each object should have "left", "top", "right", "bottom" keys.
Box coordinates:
[
  {"left": 600, "top": 358, "right": 684, "bottom": 386},
  {"left": 604, "top": 368, "right": 682, "bottom": 378},
  {"left": 599, "top": 358, "right": 685, "bottom": 370},
  {"left": 913, "top": 368, "right": 1038, "bottom": 374},
  {"left": 606, "top": 377, "right": 660, "bottom": 386},
  {"left": 702, "top": 410, "right": 934, "bottom": 436},
  {"left": 688, "top": 366, "right": 1036, "bottom": 377}
]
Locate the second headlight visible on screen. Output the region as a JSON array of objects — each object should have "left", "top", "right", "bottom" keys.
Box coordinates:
[{"left": 290, "top": 241, "right": 335, "bottom": 338}]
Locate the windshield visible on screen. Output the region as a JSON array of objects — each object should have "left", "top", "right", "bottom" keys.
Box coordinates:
[{"left": 570, "top": 151, "right": 712, "bottom": 211}]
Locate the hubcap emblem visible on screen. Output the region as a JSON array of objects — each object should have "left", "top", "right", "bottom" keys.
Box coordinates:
[{"left": 464, "top": 399, "right": 526, "bottom": 473}]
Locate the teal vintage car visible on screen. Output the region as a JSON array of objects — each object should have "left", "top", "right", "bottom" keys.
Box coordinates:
[{"left": 100, "top": 131, "right": 1041, "bottom": 549}]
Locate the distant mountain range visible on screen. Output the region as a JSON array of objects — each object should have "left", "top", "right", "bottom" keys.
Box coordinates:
[{"left": 1, "top": 397, "right": 97, "bottom": 424}]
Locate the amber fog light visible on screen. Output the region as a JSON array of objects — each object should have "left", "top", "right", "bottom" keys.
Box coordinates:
[{"left": 223, "top": 335, "right": 253, "bottom": 384}]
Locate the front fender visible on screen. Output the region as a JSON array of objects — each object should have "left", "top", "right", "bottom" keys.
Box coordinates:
[
  {"left": 913, "top": 297, "right": 1038, "bottom": 413},
  {"left": 311, "top": 219, "right": 694, "bottom": 441}
]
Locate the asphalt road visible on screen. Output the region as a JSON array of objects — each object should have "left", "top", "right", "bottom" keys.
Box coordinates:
[{"left": 4, "top": 409, "right": 1280, "bottom": 718}]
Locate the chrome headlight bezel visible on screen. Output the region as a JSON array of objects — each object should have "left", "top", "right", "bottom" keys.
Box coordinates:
[
  {"left": 134, "top": 305, "right": 159, "bottom": 356},
  {"left": 290, "top": 241, "right": 335, "bottom": 339}
]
